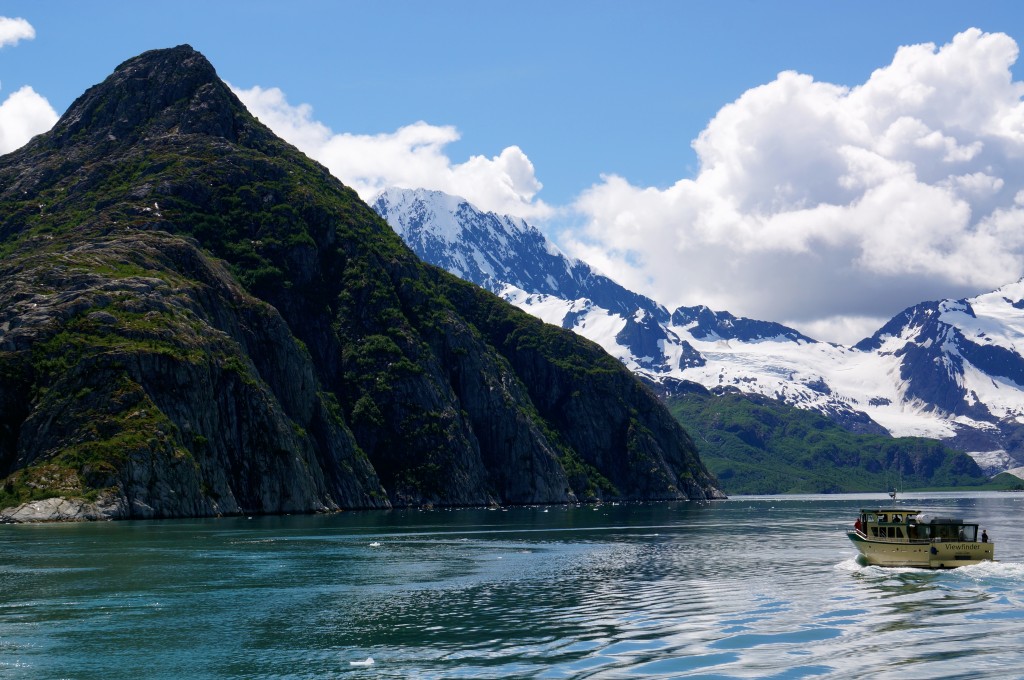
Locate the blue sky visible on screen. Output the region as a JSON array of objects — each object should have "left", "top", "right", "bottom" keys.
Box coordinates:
[
  {"left": 5, "top": 1, "right": 1021, "bottom": 203},
  {"left": 4, "top": 2, "right": 1024, "bottom": 342}
]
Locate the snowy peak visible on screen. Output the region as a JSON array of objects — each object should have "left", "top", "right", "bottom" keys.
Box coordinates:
[
  {"left": 672, "top": 305, "right": 816, "bottom": 344},
  {"left": 373, "top": 187, "right": 696, "bottom": 375},
  {"left": 374, "top": 187, "right": 534, "bottom": 288},
  {"left": 373, "top": 186, "right": 1024, "bottom": 475},
  {"left": 838, "top": 287, "right": 1024, "bottom": 465},
  {"left": 854, "top": 301, "right": 942, "bottom": 352},
  {"left": 853, "top": 293, "right": 1024, "bottom": 413},
  {"left": 373, "top": 187, "right": 662, "bottom": 317}
]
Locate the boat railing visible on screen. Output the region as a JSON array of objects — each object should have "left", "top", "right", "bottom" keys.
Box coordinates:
[
  {"left": 855, "top": 530, "right": 989, "bottom": 546},
  {"left": 852, "top": 529, "right": 931, "bottom": 545},
  {"left": 874, "top": 536, "right": 931, "bottom": 545}
]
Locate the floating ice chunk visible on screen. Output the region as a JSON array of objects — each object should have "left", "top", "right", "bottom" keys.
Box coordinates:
[
  {"left": 350, "top": 657, "right": 375, "bottom": 667},
  {"left": 369, "top": 541, "right": 382, "bottom": 547}
]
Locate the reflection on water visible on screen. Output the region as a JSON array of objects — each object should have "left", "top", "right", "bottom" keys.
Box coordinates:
[{"left": 1, "top": 493, "right": 1023, "bottom": 678}]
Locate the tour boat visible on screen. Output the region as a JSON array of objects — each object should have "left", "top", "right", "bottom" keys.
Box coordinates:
[{"left": 847, "top": 508, "right": 994, "bottom": 568}]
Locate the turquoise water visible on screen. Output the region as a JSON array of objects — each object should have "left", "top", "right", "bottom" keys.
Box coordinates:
[{"left": 2, "top": 492, "right": 1023, "bottom": 678}]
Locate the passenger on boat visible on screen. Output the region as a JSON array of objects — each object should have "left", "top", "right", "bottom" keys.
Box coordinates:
[
  {"left": 854, "top": 517, "right": 862, "bottom": 532},
  {"left": 982, "top": 530, "right": 989, "bottom": 543}
]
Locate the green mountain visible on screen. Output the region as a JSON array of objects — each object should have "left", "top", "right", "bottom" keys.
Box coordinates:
[
  {"left": 0, "top": 46, "right": 721, "bottom": 521},
  {"left": 665, "top": 384, "right": 996, "bottom": 494}
]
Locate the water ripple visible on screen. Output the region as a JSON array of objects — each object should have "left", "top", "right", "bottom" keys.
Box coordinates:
[{"left": 2, "top": 497, "right": 1023, "bottom": 678}]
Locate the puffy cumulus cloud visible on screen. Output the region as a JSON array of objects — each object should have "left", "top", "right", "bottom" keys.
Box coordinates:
[
  {"left": 0, "top": 16, "right": 34, "bottom": 48},
  {"left": 0, "top": 17, "right": 55, "bottom": 153},
  {"left": 0, "top": 85, "right": 58, "bottom": 154},
  {"left": 232, "top": 85, "right": 551, "bottom": 220},
  {"left": 570, "top": 29, "right": 1024, "bottom": 344}
]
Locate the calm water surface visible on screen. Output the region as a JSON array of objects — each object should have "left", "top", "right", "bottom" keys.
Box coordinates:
[{"left": 2, "top": 492, "right": 1023, "bottom": 678}]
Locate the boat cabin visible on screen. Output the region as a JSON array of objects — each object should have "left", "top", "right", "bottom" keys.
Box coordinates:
[
  {"left": 855, "top": 508, "right": 981, "bottom": 543},
  {"left": 849, "top": 507, "right": 993, "bottom": 568}
]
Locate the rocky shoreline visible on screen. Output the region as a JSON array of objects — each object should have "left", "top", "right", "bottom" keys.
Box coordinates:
[{"left": 0, "top": 496, "right": 124, "bottom": 523}]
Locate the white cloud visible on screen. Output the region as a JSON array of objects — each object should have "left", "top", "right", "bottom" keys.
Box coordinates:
[
  {"left": 233, "top": 84, "right": 552, "bottom": 220},
  {"left": 0, "top": 17, "right": 55, "bottom": 154},
  {"left": 794, "top": 314, "right": 887, "bottom": 348},
  {"left": 570, "top": 28, "right": 1024, "bottom": 344},
  {"left": 0, "top": 16, "right": 34, "bottom": 48},
  {"left": 0, "top": 85, "right": 58, "bottom": 154}
]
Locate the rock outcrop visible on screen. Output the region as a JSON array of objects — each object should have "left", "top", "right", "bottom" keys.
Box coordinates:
[
  {"left": 0, "top": 495, "right": 124, "bottom": 523},
  {"left": 0, "top": 46, "right": 722, "bottom": 521}
]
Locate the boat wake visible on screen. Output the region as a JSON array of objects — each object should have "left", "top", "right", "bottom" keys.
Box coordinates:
[
  {"left": 835, "top": 557, "right": 932, "bottom": 575},
  {"left": 947, "top": 559, "right": 1024, "bottom": 580},
  {"left": 835, "top": 556, "right": 1024, "bottom": 579}
]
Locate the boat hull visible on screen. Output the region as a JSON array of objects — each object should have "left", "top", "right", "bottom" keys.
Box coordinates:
[{"left": 847, "top": 531, "right": 994, "bottom": 569}]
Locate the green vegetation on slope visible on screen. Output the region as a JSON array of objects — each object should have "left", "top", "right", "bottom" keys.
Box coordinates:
[
  {"left": 666, "top": 387, "right": 1008, "bottom": 494},
  {"left": 0, "top": 45, "right": 721, "bottom": 517}
]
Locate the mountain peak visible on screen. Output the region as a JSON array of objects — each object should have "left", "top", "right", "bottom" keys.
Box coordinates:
[
  {"left": 48, "top": 44, "right": 264, "bottom": 149},
  {"left": 0, "top": 46, "right": 722, "bottom": 519}
]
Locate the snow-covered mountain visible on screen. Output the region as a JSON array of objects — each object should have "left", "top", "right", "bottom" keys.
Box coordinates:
[
  {"left": 373, "top": 187, "right": 704, "bottom": 372},
  {"left": 374, "top": 187, "right": 1024, "bottom": 475}
]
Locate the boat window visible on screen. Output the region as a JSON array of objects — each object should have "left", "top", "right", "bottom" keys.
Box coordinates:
[
  {"left": 933, "top": 524, "right": 962, "bottom": 540},
  {"left": 892, "top": 514, "right": 903, "bottom": 523},
  {"left": 866, "top": 513, "right": 877, "bottom": 522},
  {"left": 878, "top": 514, "right": 888, "bottom": 523},
  {"left": 870, "top": 527, "right": 879, "bottom": 537},
  {"left": 959, "top": 525, "right": 977, "bottom": 541}
]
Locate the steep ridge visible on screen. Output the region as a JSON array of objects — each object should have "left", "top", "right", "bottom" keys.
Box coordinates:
[
  {"left": 0, "top": 46, "right": 721, "bottom": 521},
  {"left": 373, "top": 187, "right": 1024, "bottom": 475},
  {"left": 374, "top": 188, "right": 658, "bottom": 315},
  {"left": 852, "top": 287, "right": 1024, "bottom": 469},
  {"left": 374, "top": 187, "right": 706, "bottom": 374}
]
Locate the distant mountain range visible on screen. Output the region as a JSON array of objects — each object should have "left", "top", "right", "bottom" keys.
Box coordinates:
[{"left": 374, "top": 187, "right": 1024, "bottom": 478}]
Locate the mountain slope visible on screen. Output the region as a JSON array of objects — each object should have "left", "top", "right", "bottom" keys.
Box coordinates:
[
  {"left": 666, "top": 384, "right": 991, "bottom": 494},
  {"left": 852, "top": 290, "right": 1024, "bottom": 462},
  {"left": 373, "top": 187, "right": 1024, "bottom": 475},
  {"left": 374, "top": 187, "right": 659, "bottom": 315},
  {"left": 0, "top": 46, "right": 721, "bottom": 521},
  {"left": 374, "top": 187, "right": 706, "bottom": 374}
]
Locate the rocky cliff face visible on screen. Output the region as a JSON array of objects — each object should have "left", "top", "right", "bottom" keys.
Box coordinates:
[{"left": 0, "top": 46, "right": 721, "bottom": 520}]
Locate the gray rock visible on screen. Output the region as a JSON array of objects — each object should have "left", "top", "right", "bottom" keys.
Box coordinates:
[{"left": 0, "top": 495, "right": 123, "bottom": 523}]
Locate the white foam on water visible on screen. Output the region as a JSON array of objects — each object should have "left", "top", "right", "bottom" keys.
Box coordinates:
[
  {"left": 834, "top": 556, "right": 1024, "bottom": 579},
  {"left": 832, "top": 557, "right": 929, "bottom": 575},
  {"left": 948, "top": 560, "right": 1024, "bottom": 580}
]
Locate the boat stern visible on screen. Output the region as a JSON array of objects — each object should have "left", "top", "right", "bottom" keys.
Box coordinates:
[{"left": 927, "top": 540, "right": 995, "bottom": 569}]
